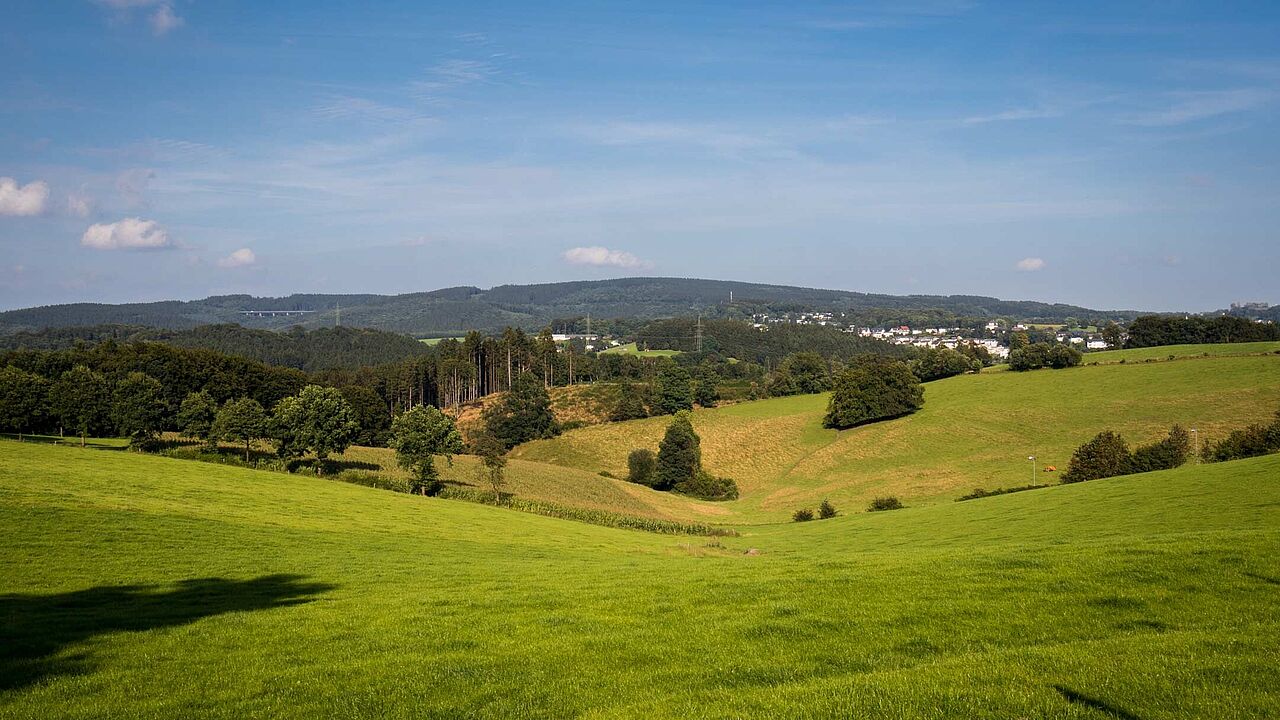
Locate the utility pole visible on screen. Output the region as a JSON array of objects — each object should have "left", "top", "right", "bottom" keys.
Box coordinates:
[
  {"left": 1191, "top": 428, "right": 1199, "bottom": 463},
  {"left": 1028, "top": 455, "right": 1036, "bottom": 484},
  {"left": 695, "top": 314, "right": 703, "bottom": 353}
]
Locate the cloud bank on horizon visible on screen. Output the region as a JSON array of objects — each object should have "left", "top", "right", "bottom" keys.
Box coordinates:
[{"left": 1, "top": 0, "right": 1278, "bottom": 312}]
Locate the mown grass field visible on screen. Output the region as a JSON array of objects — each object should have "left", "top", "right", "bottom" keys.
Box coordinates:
[
  {"left": 1, "top": 440, "right": 1277, "bottom": 718},
  {"left": 599, "top": 342, "right": 682, "bottom": 357},
  {"left": 513, "top": 352, "right": 1280, "bottom": 523},
  {"left": 1083, "top": 340, "right": 1280, "bottom": 364}
]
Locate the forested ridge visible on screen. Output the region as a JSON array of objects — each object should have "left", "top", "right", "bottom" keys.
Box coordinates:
[
  {"left": 0, "top": 277, "right": 1141, "bottom": 336},
  {"left": 0, "top": 324, "right": 430, "bottom": 371}
]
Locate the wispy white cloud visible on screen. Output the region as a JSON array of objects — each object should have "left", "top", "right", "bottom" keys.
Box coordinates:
[
  {"left": 81, "top": 218, "right": 173, "bottom": 250},
  {"left": 563, "top": 246, "right": 651, "bottom": 269},
  {"left": 66, "top": 192, "right": 94, "bottom": 218},
  {"left": 1015, "top": 257, "right": 1046, "bottom": 272},
  {"left": 410, "top": 59, "right": 499, "bottom": 104},
  {"left": 217, "top": 248, "right": 256, "bottom": 268},
  {"left": 0, "top": 177, "right": 50, "bottom": 216},
  {"left": 148, "top": 3, "right": 182, "bottom": 35},
  {"left": 92, "top": 0, "right": 183, "bottom": 36},
  {"left": 962, "top": 107, "right": 1062, "bottom": 125},
  {"left": 1121, "top": 89, "right": 1272, "bottom": 126}
]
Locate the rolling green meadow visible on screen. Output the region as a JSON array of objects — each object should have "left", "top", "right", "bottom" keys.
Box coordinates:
[
  {"left": 2, "top": 440, "right": 1279, "bottom": 718},
  {"left": 512, "top": 352, "right": 1280, "bottom": 523}
]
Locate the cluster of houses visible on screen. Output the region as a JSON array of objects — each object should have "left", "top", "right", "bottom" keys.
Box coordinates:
[
  {"left": 854, "top": 326, "right": 1012, "bottom": 359},
  {"left": 749, "top": 313, "right": 1124, "bottom": 357}
]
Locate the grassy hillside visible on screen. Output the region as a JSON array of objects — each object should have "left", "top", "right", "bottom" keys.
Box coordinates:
[
  {"left": 513, "top": 353, "right": 1280, "bottom": 523},
  {"left": 1, "top": 441, "right": 1277, "bottom": 718},
  {"left": 1084, "top": 340, "right": 1280, "bottom": 364}
]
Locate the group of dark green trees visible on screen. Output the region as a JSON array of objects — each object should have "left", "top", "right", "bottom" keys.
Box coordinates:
[
  {"left": 625, "top": 411, "right": 738, "bottom": 501},
  {"left": 1124, "top": 315, "right": 1280, "bottom": 348},
  {"left": 1008, "top": 343, "right": 1083, "bottom": 371},
  {"left": 1061, "top": 426, "right": 1193, "bottom": 483}
]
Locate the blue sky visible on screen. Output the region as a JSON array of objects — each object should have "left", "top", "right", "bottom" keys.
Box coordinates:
[{"left": 1, "top": 1, "right": 1278, "bottom": 311}]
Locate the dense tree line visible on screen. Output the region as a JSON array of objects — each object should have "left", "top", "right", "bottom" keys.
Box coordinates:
[
  {"left": 1124, "top": 315, "right": 1280, "bottom": 348},
  {"left": 1202, "top": 411, "right": 1280, "bottom": 463},
  {"left": 1008, "top": 343, "right": 1083, "bottom": 371},
  {"left": 635, "top": 318, "right": 909, "bottom": 366},
  {"left": 0, "top": 323, "right": 431, "bottom": 371},
  {"left": 1061, "top": 426, "right": 1191, "bottom": 483},
  {"left": 0, "top": 341, "right": 307, "bottom": 438}
]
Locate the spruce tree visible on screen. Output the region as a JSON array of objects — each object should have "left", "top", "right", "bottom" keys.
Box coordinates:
[{"left": 655, "top": 410, "right": 700, "bottom": 490}]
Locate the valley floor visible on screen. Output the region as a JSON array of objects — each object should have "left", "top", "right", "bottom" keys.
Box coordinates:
[{"left": 2, "top": 441, "right": 1278, "bottom": 718}]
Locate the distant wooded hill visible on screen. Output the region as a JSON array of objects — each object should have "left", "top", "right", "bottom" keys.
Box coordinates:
[
  {"left": 0, "top": 324, "right": 429, "bottom": 372},
  {"left": 0, "top": 277, "right": 1139, "bottom": 336}
]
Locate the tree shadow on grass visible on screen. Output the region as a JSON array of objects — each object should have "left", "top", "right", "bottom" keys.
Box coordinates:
[
  {"left": 0, "top": 574, "right": 335, "bottom": 693},
  {"left": 1053, "top": 685, "right": 1143, "bottom": 720}
]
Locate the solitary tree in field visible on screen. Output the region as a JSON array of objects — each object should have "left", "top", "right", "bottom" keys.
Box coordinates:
[
  {"left": 50, "top": 365, "right": 109, "bottom": 446},
  {"left": 656, "top": 410, "right": 701, "bottom": 491},
  {"left": 212, "top": 397, "right": 268, "bottom": 461},
  {"left": 390, "top": 405, "right": 463, "bottom": 495},
  {"left": 111, "top": 372, "right": 167, "bottom": 447},
  {"left": 177, "top": 391, "right": 219, "bottom": 447},
  {"left": 482, "top": 372, "right": 557, "bottom": 450},
  {"left": 272, "top": 385, "right": 360, "bottom": 467},
  {"left": 0, "top": 366, "right": 51, "bottom": 436},
  {"left": 472, "top": 431, "right": 508, "bottom": 503},
  {"left": 823, "top": 361, "right": 924, "bottom": 429}
]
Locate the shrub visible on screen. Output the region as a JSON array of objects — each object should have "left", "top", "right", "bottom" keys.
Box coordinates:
[
  {"left": 792, "top": 508, "right": 815, "bottom": 522},
  {"left": 627, "top": 448, "right": 657, "bottom": 486},
  {"left": 558, "top": 419, "right": 590, "bottom": 432},
  {"left": 1203, "top": 411, "right": 1280, "bottom": 462},
  {"left": 818, "top": 499, "right": 838, "bottom": 519},
  {"left": 956, "top": 484, "right": 1048, "bottom": 501},
  {"left": 1061, "top": 430, "right": 1131, "bottom": 483},
  {"left": 673, "top": 471, "right": 739, "bottom": 501},
  {"left": 1130, "top": 425, "right": 1191, "bottom": 473},
  {"left": 867, "top": 496, "right": 904, "bottom": 512},
  {"left": 598, "top": 470, "right": 616, "bottom": 479},
  {"left": 334, "top": 470, "right": 411, "bottom": 493},
  {"left": 824, "top": 361, "right": 923, "bottom": 429}
]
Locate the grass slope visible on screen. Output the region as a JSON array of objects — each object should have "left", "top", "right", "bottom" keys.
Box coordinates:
[
  {"left": 1085, "top": 341, "right": 1280, "bottom": 364},
  {"left": 1, "top": 441, "right": 1277, "bottom": 718},
  {"left": 513, "top": 353, "right": 1280, "bottom": 523}
]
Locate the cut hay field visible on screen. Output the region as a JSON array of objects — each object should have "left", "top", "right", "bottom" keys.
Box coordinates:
[
  {"left": 1, "top": 441, "right": 1277, "bottom": 718},
  {"left": 513, "top": 353, "right": 1280, "bottom": 523}
]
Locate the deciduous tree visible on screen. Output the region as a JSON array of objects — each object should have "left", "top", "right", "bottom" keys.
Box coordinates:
[{"left": 390, "top": 404, "right": 463, "bottom": 495}]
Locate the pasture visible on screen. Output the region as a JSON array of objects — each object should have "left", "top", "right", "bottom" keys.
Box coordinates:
[
  {"left": 1, "top": 440, "right": 1277, "bottom": 718},
  {"left": 513, "top": 353, "right": 1280, "bottom": 523}
]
